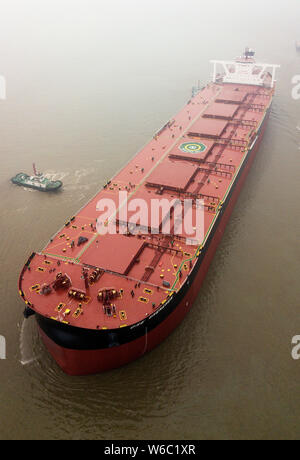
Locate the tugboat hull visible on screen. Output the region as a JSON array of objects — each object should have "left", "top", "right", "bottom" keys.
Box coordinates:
[{"left": 11, "top": 173, "right": 62, "bottom": 192}]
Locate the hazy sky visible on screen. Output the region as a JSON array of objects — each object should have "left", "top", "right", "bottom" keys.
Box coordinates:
[
  {"left": 0, "top": 0, "right": 298, "bottom": 119},
  {"left": 1, "top": 0, "right": 299, "bottom": 64},
  {"left": 0, "top": 0, "right": 299, "bottom": 31}
]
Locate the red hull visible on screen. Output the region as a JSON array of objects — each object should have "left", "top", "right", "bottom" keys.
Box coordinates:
[{"left": 38, "top": 113, "right": 269, "bottom": 375}]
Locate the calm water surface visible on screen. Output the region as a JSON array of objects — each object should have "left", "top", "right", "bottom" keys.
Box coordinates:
[{"left": 0, "top": 0, "right": 299, "bottom": 440}]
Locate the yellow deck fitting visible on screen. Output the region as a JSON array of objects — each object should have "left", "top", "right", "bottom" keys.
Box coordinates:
[
  {"left": 30, "top": 284, "right": 40, "bottom": 292},
  {"left": 44, "top": 260, "right": 51, "bottom": 265},
  {"left": 37, "top": 267, "right": 45, "bottom": 272},
  {"left": 56, "top": 303, "right": 65, "bottom": 312},
  {"left": 64, "top": 309, "right": 71, "bottom": 315},
  {"left": 138, "top": 297, "right": 149, "bottom": 304},
  {"left": 73, "top": 307, "right": 82, "bottom": 318},
  {"left": 144, "top": 288, "right": 153, "bottom": 295},
  {"left": 119, "top": 311, "right": 127, "bottom": 321}
]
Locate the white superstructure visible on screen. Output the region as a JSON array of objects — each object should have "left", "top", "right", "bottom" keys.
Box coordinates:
[{"left": 211, "top": 48, "right": 280, "bottom": 88}]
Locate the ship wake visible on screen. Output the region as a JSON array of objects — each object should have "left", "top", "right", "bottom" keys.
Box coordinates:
[{"left": 19, "top": 319, "right": 40, "bottom": 366}]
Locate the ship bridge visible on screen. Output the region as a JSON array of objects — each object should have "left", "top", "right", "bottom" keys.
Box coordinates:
[{"left": 211, "top": 48, "right": 280, "bottom": 88}]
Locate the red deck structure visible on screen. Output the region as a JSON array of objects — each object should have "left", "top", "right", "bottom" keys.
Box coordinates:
[{"left": 19, "top": 49, "right": 280, "bottom": 375}]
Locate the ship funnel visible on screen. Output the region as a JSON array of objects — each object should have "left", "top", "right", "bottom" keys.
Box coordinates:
[{"left": 244, "top": 47, "right": 255, "bottom": 59}]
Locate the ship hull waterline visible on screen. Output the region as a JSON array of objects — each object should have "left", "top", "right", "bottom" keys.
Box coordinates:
[
  {"left": 11, "top": 181, "right": 63, "bottom": 192},
  {"left": 35, "top": 108, "right": 270, "bottom": 376}
]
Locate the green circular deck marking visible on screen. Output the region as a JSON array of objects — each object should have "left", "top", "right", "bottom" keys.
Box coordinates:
[{"left": 180, "top": 142, "right": 207, "bottom": 154}]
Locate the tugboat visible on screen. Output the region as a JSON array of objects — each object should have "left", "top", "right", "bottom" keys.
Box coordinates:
[{"left": 11, "top": 164, "right": 62, "bottom": 192}]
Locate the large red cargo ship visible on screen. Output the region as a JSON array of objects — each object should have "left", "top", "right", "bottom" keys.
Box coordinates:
[{"left": 19, "top": 49, "right": 279, "bottom": 375}]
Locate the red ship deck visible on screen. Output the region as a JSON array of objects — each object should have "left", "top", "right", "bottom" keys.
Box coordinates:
[{"left": 19, "top": 81, "right": 274, "bottom": 332}]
